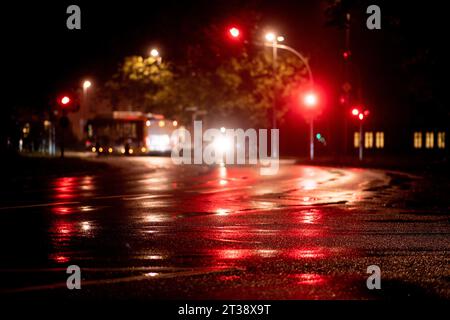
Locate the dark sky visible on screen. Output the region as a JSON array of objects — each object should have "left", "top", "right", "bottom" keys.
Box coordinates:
[{"left": 3, "top": 0, "right": 449, "bottom": 129}]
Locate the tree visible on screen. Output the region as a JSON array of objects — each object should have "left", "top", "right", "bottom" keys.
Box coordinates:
[{"left": 103, "top": 55, "right": 173, "bottom": 112}]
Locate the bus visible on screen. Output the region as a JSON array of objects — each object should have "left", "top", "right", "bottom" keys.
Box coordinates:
[{"left": 85, "top": 111, "right": 179, "bottom": 155}]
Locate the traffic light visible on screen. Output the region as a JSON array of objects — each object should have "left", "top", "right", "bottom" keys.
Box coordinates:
[
  {"left": 303, "top": 92, "right": 318, "bottom": 107},
  {"left": 56, "top": 94, "right": 79, "bottom": 112},
  {"left": 343, "top": 50, "right": 351, "bottom": 60},
  {"left": 58, "top": 95, "right": 72, "bottom": 107},
  {"left": 228, "top": 27, "right": 241, "bottom": 40}
]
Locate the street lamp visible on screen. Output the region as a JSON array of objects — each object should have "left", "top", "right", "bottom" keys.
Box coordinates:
[
  {"left": 351, "top": 107, "right": 369, "bottom": 161},
  {"left": 83, "top": 80, "right": 92, "bottom": 90},
  {"left": 264, "top": 32, "right": 282, "bottom": 130},
  {"left": 150, "top": 48, "right": 159, "bottom": 57},
  {"left": 303, "top": 91, "right": 319, "bottom": 161}
]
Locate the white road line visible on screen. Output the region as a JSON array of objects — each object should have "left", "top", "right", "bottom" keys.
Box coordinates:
[{"left": 0, "top": 201, "right": 80, "bottom": 211}]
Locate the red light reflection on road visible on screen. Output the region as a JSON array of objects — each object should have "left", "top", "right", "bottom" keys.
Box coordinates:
[
  {"left": 290, "top": 273, "right": 326, "bottom": 285},
  {"left": 299, "top": 209, "right": 322, "bottom": 224},
  {"left": 52, "top": 206, "right": 73, "bottom": 215},
  {"left": 51, "top": 255, "right": 69, "bottom": 264},
  {"left": 286, "top": 248, "right": 326, "bottom": 259}
]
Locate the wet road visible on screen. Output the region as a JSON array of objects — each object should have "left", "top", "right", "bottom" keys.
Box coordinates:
[{"left": 0, "top": 156, "right": 449, "bottom": 300}]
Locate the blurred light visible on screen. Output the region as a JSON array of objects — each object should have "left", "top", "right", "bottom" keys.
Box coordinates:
[
  {"left": 213, "top": 136, "right": 232, "bottom": 155},
  {"left": 129, "top": 148, "right": 134, "bottom": 154},
  {"left": 220, "top": 126, "right": 226, "bottom": 133},
  {"left": 358, "top": 113, "right": 364, "bottom": 120},
  {"left": 172, "top": 120, "right": 178, "bottom": 127},
  {"left": 216, "top": 208, "right": 229, "bottom": 216},
  {"left": 265, "top": 32, "right": 276, "bottom": 42},
  {"left": 316, "top": 133, "right": 322, "bottom": 140},
  {"left": 303, "top": 92, "right": 318, "bottom": 107},
  {"left": 141, "top": 147, "right": 147, "bottom": 153},
  {"left": 81, "top": 221, "right": 90, "bottom": 231},
  {"left": 351, "top": 108, "right": 359, "bottom": 116},
  {"left": 150, "top": 48, "right": 159, "bottom": 57},
  {"left": 229, "top": 27, "right": 240, "bottom": 38},
  {"left": 91, "top": 147, "right": 96, "bottom": 153},
  {"left": 108, "top": 147, "right": 113, "bottom": 153},
  {"left": 158, "top": 120, "right": 165, "bottom": 127},
  {"left": 60, "top": 96, "right": 71, "bottom": 105},
  {"left": 364, "top": 110, "right": 370, "bottom": 116},
  {"left": 121, "top": 148, "right": 126, "bottom": 154},
  {"left": 146, "top": 120, "right": 151, "bottom": 127},
  {"left": 277, "top": 36, "right": 285, "bottom": 42},
  {"left": 98, "top": 147, "right": 103, "bottom": 153},
  {"left": 343, "top": 50, "right": 351, "bottom": 59},
  {"left": 83, "top": 80, "right": 92, "bottom": 89}
]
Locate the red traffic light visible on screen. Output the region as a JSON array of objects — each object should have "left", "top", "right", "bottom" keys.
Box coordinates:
[
  {"left": 303, "top": 92, "right": 318, "bottom": 107},
  {"left": 228, "top": 27, "right": 240, "bottom": 39},
  {"left": 58, "top": 95, "right": 72, "bottom": 107},
  {"left": 61, "top": 96, "right": 71, "bottom": 105},
  {"left": 343, "top": 50, "right": 351, "bottom": 60}
]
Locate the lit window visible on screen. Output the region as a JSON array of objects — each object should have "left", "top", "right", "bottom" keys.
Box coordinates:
[
  {"left": 413, "top": 132, "right": 422, "bottom": 149},
  {"left": 437, "top": 132, "right": 445, "bottom": 149},
  {"left": 354, "top": 132, "right": 360, "bottom": 148},
  {"left": 364, "top": 132, "right": 373, "bottom": 148},
  {"left": 375, "top": 132, "right": 384, "bottom": 148},
  {"left": 425, "top": 132, "right": 434, "bottom": 149}
]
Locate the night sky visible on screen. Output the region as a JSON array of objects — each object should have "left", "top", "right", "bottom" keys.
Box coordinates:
[{"left": 3, "top": 0, "right": 448, "bottom": 129}]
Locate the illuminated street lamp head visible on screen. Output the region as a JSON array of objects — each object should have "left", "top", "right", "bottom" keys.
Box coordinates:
[
  {"left": 265, "top": 32, "right": 276, "bottom": 42},
  {"left": 351, "top": 108, "right": 359, "bottom": 116},
  {"left": 304, "top": 92, "right": 318, "bottom": 107},
  {"left": 83, "top": 80, "right": 92, "bottom": 90},
  {"left": 150, "top": 48, "right": 159, "bottom": 58}
]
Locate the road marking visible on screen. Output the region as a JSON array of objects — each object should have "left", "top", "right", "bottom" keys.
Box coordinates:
[
  {"left": 0, "top": 201, "right": 80, "bottom": 211},
  {"left": 1, "top": 267, "right": 242, "bottom": 293}
]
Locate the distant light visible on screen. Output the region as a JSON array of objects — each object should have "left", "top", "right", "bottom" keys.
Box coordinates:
[
  {"left": 83, "top": 80, "right": 92, "bottom": 89},
  {"left": 91, "top": 147, "right": 96, "bottom": 153},
  {"left": 265, "top": 32, "right": 276, "bottom": 42},
  {"left": 158, "top": 120, "right": 165, "bottom": 127},
  {"left": 108, "top": 147, "right": 113, "bottom": 153},
  {"left": 61, "top": 96, "right": 71, "bottom": 105},
  {"left": 358, "top": 113, "right": 364, "bottom": 120},
  {"left": 316, "top": 133, "right": 322, "bottom": 140},
  {"left": 150, "top": 48, "right": 159, "bottom": 57},
  {"left": 141, "top": 147, "right": 147, "bottom": 153},
  {"left": 81, "top": 221, "right": 90, "bottom": 231},
  {"left": 98, "top": 147, "right": 103, "bottom": 153},
  {"left": 129, "top": 148, "right": 134, "bottom": 154},
  {"left": 343, "top": 50, "right": 351, "bottom": 59},
  {"left": 146, "top": 120, "right": 151, "bottom": 127},
  {"left": 229, "top": 27, "right": 240, "bottom": 38},
  {"left": 351, "top": 108, "right": 359, "bottom": 116},
  {"left": 277, "top": 36, "right": 285, "bottom": 42},
  {"left": 121, "top": 148, "right": 126, "bottom": 154},
  {"left": 220, "top": 127, "right": 226, "bottom": 133},
  {"left": 172, "top": 120, "right": 178, "bottom": 127},
  {"left": 304, "top": 92, "right": 318, "bottom": 107}
]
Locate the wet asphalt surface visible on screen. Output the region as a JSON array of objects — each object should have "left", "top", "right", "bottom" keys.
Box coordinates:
[{"left": 0, "top": 156, "right": 448, "bottom": 301}]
